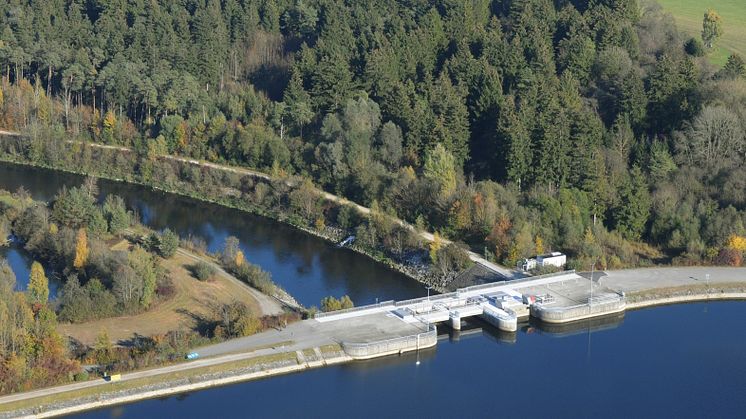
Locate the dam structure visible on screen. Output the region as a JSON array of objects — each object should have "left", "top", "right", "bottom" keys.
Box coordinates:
[
  {"left": 314, "top": 271, "right": 626, "bottom": 359},
  {"left": 197, "top": 266, "right": 745, "bottom": 363}
]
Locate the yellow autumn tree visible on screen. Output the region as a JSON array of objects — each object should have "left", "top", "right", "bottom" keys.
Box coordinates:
[
  {"left": 430, "top": 232, "right": 443, "bottom": 263},
  {"left": 726, "top": 235, "right": 746, "bottom": 252},
  {"left": 49, "top": 223, "right": 58, "bottom": 234},
  {"left": 103, "top": 110, "right": 116, "bottom": 143},
  {"left": 535, "top": 235, "right": 545, "bottom": 255},
  {"left": 90, "top": 109, "right": 101, "bottom": 138},
  {"left": 235, "top": 250, "right": 245, "bottom": 267},
  {"left": 506, "top": 243, "right": 521, "bottom": 267},
  {"left": 176, "top": 121, "right": 188, "bottom": 150},
  {"left": 36, "top": 90, "right": 50, "bottom": 124},
  {"left": 270, "top": 160, "right": 287, "bottom": 178},
  {"left": 28, "top": 261, "right": 49, "bottom": 305},
  {"left": 74, "top": 228, "right": 89, "bottom": 269}
]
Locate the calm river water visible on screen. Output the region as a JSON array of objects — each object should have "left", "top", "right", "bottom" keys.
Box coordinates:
[
  {"left": 77, "top": 302, "right": 746, "bottom": 418},
  {"left": 0, "top": 162, "right": 423, "bottom": 306},
  {"left": 2, "top": 161, "right": 745, "bottom": 418}
]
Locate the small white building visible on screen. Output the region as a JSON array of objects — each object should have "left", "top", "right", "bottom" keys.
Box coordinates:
[
  {"left": 517, "top": 258, "right": 537, "bottom": 271},
  {"left": 537, "top": 252, "right": 566, "bottom": 268},
  {"left": 517, "top": 252, "right": 566, "bottom": 271}
]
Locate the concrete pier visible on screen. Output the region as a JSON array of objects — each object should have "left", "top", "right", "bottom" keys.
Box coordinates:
[{"left": 449, "top": 312, "right": 462, "bottom": 330}]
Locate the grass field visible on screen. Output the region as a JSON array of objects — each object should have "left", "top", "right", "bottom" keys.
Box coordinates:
[
  {"left": 58, "top": 244, "right": 261, "bottom": 345},
  {"left": 656, "top": 0, "right": 746, "bottom": 66}
]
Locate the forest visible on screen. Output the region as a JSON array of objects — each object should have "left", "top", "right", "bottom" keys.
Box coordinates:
[{"left": 0, "top": 0, "right": 745, "bottom": 272}]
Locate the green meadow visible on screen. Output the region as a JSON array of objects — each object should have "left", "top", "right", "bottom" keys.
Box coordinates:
[{"left": 656, "top": 0, "right": 746, "bottom": 66}]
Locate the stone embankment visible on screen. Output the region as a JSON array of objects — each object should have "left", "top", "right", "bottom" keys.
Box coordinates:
[
  {"left": 0, "top": 349, "right": 351, "bottom": 419},
  {"left": 624, "top": 282, "right": 746, "bottom": 310}
]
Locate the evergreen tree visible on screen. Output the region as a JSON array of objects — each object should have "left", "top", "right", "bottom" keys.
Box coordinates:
[
  {"left": 193, "top": 0, "right": 229, "bottom": 85},
  {"left": 721, "top": 54, "right": 745, "bottom": 79},
  {"left": 611, "top": 166, "right": 651, "bottom": 240},
  {"left": 103, "top": 195, "right": 130, "bottom": 234},
  {"left": 157, "top": 229, "right": 179, "bottom": 258},
  {"left": 497, "top": 96, "right": 531, "bottom": 188},
  {"left": 283, "top": 71, "right": 313, "bottom": 136}
]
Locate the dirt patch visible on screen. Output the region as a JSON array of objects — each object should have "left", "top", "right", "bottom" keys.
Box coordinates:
[{"left": 58, "top": 252, "right": 262, "bottom": 346}]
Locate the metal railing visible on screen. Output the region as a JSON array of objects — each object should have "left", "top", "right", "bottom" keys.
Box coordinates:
[
  {"left": 458, "top": 270, "right": 577, "bottom": 294},
  {"left": 314, "top": 300, "right": 395, "bottom": 319},
  {"left": 316, "top": 270, "right": 580, "bottom": 320}
]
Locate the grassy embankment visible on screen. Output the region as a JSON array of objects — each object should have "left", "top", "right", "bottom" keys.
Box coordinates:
[
  {"left": 656, "top": 0, "right": 746, "bottom": 66},
  {"left": 57, "top": 237, "right": 263, "bottom": 345}
]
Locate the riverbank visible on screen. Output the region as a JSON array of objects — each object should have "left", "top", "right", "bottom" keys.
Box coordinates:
[
  {"left": 0, "top": 346, "right": 352, "bottom": 418},
  {"left": 0, "top": 153, "right": 442, "bottom": 291}
]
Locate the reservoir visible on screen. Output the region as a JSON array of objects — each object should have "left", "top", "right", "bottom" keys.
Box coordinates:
[
  {"left": 74, "top": 302, "right": 746, "bottom": 418},
  {"left": 1, "top": 161, "right": 745, "bottom": 418}
]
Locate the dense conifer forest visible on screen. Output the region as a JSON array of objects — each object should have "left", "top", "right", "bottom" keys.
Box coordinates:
[{"left": 1, "top": 0, "right": 745, "bottom": 270}]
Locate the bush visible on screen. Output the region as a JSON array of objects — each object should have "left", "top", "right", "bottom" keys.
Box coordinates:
[
  {"left": 716, "top": 248, "right": 742, "bottom": 267},
  {"left": 156, "top": 229, "right": 179, "bottom": 258},
  {"left": 684, "top": 37, "right": 705, "bottom": 57},
  {"left": 320, "top": 295, "right": 354, "bottom": 312},
  {"left": 156, "top": 276, "right": 176, "bottom": 299},
  {"left": 233, "top": 262, "right": 276, "bottom": 294},
  {"left": 181, "top": 234, "right": 208, "bottom": 254},
  {"left": 73, "top": 371, "right": 89, "bottom": 382},
  {"left": 191, "top": 261, "right": 216, "bottom": 281}
]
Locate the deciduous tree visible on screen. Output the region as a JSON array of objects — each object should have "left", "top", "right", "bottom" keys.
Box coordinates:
[
  {"left": 28, "top": 261, "right": 49, "bottom": 306},
  {"left": 702, "top": 9, "right": 723, "bottom": 48},
  {"left": 73, "top": 228, "right": 88, "bottom": 269}
]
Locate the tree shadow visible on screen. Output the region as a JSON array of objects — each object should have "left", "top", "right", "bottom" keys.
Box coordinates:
[{"left": 175, "top": 307, "right": 218, "bottom": 337}]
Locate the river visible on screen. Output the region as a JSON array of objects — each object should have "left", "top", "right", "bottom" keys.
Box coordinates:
[
  {"left": 2, "top": 161, "right": 745, "bottom": 418},
  {"left": 0, "top": 244, "right": 61, "bottom": 297},
  {"left": 0, "top": 162, "right": 424, "bottom": 307}
]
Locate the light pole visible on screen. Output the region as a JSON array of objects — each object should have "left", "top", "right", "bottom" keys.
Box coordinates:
[
  {"left": 705, "top": 273, "right": 710, "bottom": 313},
  {"left": 589, "top": 260, "right": 595, "bottom": 307}
]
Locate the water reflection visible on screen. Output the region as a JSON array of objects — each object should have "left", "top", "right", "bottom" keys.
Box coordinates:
[
  {"left": 0, "top": 244, "right": 60, "bottom": 298},
  {"left": 524, "top": 313, "right": 626, "bottom": 337}
]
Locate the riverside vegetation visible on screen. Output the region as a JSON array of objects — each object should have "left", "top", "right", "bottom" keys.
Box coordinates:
[
  {"left": 1, "top": 0, "right": 746, "bottom": 275},
  {"left": 0, "top": 187, "right": 300, "bottom": 395}
]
